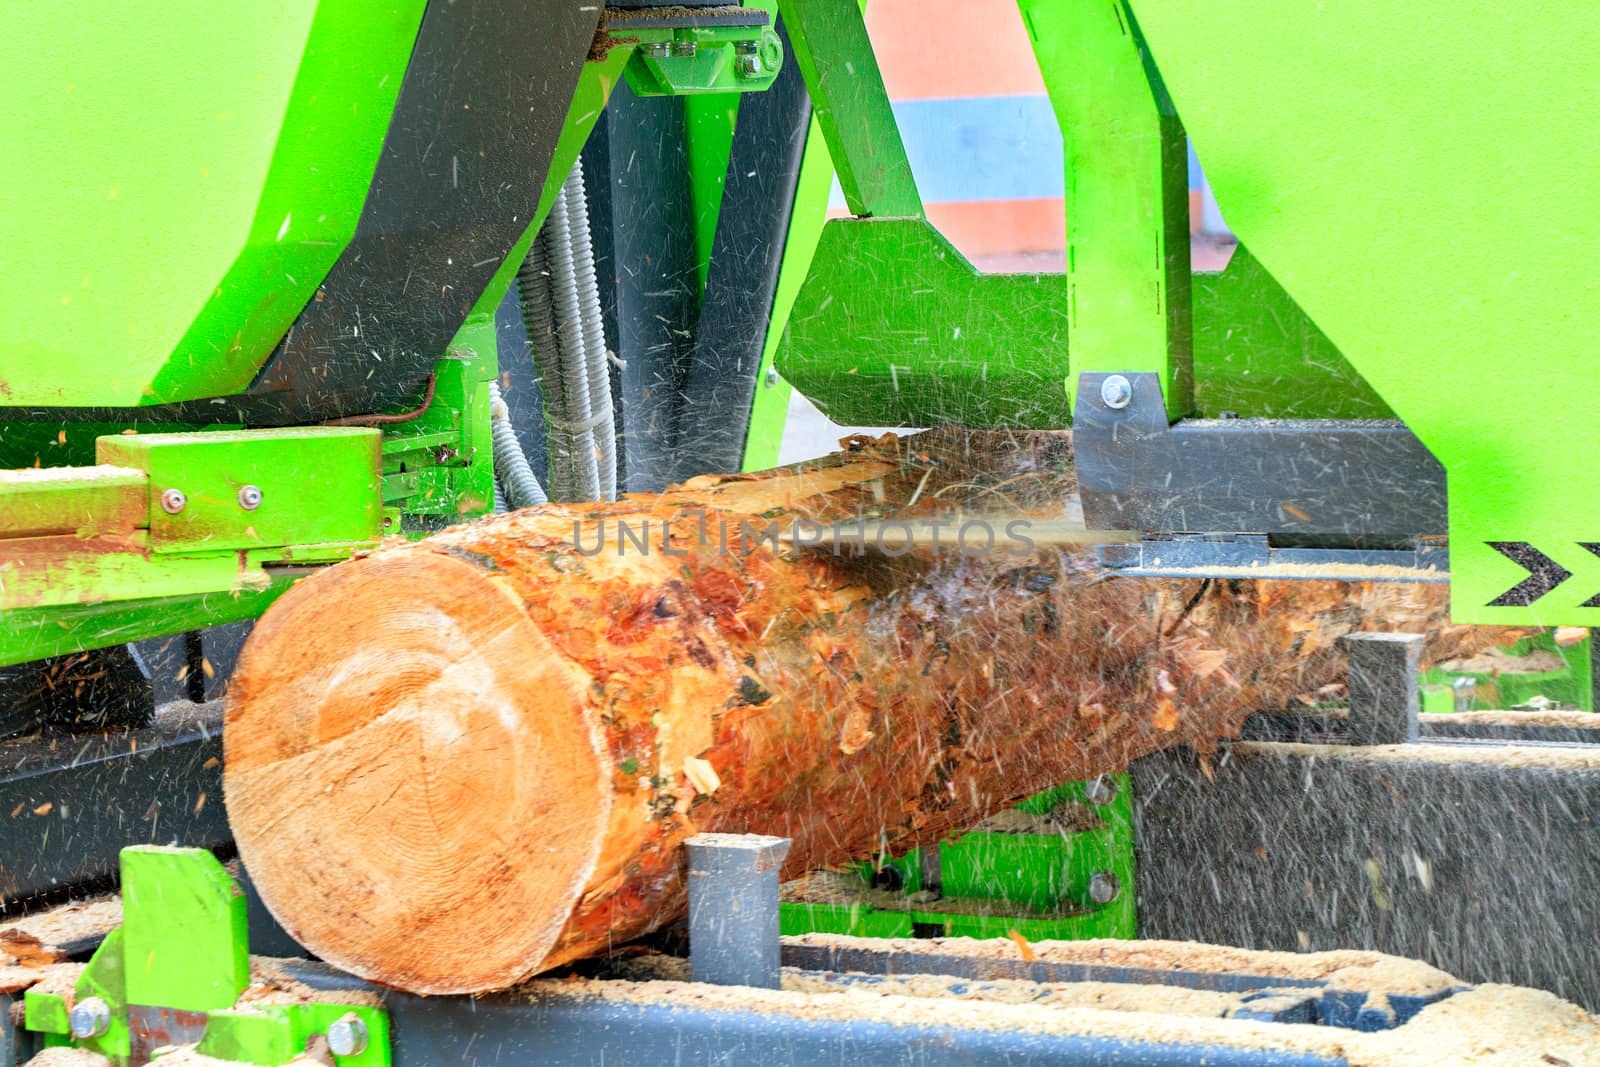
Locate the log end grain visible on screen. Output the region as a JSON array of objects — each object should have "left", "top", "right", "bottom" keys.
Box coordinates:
[{"left": 225, "top": 552, "right": 611, "bottom": 994}]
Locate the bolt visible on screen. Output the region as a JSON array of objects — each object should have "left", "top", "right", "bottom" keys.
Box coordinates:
[
  {"left": 160, "top": 488, "right": 187, "bottom": 514},
  {"left": 641, "top": 41, "right": 669, "bottom": 59},
  {"left": 1083, "top": 776, "right": 1118, "bottom": 806},
  {"left": 737, "top": 53, "right": 763, "bottom": 76},
  {"left": 669, "top": 40, "right": 697, "bottom": 58},
  {"left": 764, "top": 368, "right": 780, "bottom": 387},
  {"left": 735, "top": 39, "right": 760, "bottom": 54},
  {"left": 237, "top": 485, "right": 263, "bottom": 510},
  {"left": 68, "top": 997, "right": 111, "bottom": 1040},
  {"left": 1088, "top": 871, "right": 1122, "bottom": 905},
  {"left": 1100, "top": 374, "right": 1133, "bottom": 410},
  {"left": 326, "top": 1014, "right": 369, "bottom": 1058}
]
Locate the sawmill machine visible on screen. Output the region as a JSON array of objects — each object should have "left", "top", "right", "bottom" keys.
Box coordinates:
[{"left": 3, "top": 1, "right": 1598, "bottom": 1064}]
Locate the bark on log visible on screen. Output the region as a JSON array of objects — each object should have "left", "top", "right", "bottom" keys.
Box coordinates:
[{"left": 224, "top": 430, "right": 1513, "bottom": 994}]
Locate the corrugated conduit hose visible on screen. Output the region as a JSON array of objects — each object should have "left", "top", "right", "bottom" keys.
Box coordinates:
[{"left": 505, "top": 157, "right": 617, "bottom": 506}]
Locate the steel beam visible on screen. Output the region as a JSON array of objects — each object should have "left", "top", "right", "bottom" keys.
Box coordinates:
[
  {"left": 1132, "top": 741, "right": 1600, "bottom": 1009},
  {"left": 0, "top": 703, "right": 227, "bottom": 904},
  {"left": 1076, "top": 372, "right": 1446, "bottom": 539}
]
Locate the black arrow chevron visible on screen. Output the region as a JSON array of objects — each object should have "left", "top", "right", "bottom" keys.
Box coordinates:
[
  {"left": 1581, "top": 544, "right": 1600, "bottom": 608},
  {"left": 1486, "top": 542, "right": 1571, "bottom": 606}
]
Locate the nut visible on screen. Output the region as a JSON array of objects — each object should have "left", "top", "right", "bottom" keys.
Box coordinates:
[
  {"left": 1083, "top": 776, "right": 1118, "bottom": 807},
  {"left": 1088, "top": 871, "right": 1122, "bottom": 905},
  {"left": 160, "top": 488, "right": 187, "bottom": 514},
  {"left": 68, "top": 997, "right": 112, "bottom": 1040},
  {"left": 237, "top": 485, "right": 263, "bottom": 510},
  {"left": 326, "top": 1013, "right": 369, "bottom": 1058},
  {"left": 737, "top": 54, "right": 763, "bottom": 76}
]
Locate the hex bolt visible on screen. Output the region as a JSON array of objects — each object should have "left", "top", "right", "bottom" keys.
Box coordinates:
[
  {"left": 326, "top": 1014, "right": 369, "bottom": 1058},
  {"left": 160, "top": 488, "right": 187, "bottom": 515},
  {"left": 764, "top": 368, "right": 780, "bottom": 387},
  {"left": 1088, "top": 871, "right": 1122, "bottom": 905},
  {"left": 669, "top": 40, "right": 697, "bottom": 58},
  {"left": 1100, "top": 374, "right": 1133, "bottom": 410},
  {"left": 737, "top": 54, "right": 763, "bottom": 76},
  {"left": 237, "top": 484, "right": 263, "bottom": 510},
  {"left": 1083, "top": 776, "right": 1118, "bottom": 807},
  {"left": 68, "top": 997, "right": 111, "bottom": 1040},
  {"left": 735, "top": 39, "right": 760, "bottom": 54},
  {"left": 641, "top": 41, "right": 669, "bottom": 58}
]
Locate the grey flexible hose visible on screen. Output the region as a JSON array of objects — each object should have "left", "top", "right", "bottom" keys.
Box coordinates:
[
  {"left": 542, "top": 189, "right": 603, "bottom": 502},
  {"left": 561, "top": 158, "right": 618, "bottom": 500},
  {"left": 516, "top": 236, "right": 575, "bottom": 501},
  {"left": 488, "top": 381, "right": 547, "bottom": 510},
  {"left": 513, "top": 159, "right": 618, "bottom": 502}
]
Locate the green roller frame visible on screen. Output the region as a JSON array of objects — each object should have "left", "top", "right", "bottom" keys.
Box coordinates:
[
  {"left": 781, "top": 776, "right": 1137, "bottom": 941},
  {"left": 24, "top": 848, "right": 389, "bottom": 1067}
]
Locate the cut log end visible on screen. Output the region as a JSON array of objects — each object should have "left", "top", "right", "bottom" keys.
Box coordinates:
[{"left": 226, "top": 552, "right": 611, "bottom": 994}]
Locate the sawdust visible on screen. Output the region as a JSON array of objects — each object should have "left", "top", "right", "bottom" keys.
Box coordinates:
[
  {"left": 785, "top": 935, "right": 1457, "bottom": 996},
  {"left": 242, "top": 958, "right": 382, "bottom": 1008},
  {"left": 1349, "top": 984, "right": 1600, "bottom": 1066},
  {"left": 22, "top": 1048, "right": 111, "bottom": 1067},
  {"left": 0, "top": 961, "right": 83, "bottom": 997},
  {"left": 536, "top": 956, "right": 1598, "bottom": 1065},
  {"left": 1, "top": 897, "right": 121, "bottom": 953},
  {"left": 1431, "top": 709, "right": 1600, "bottom": 730},
  {"left": 1437, "top": 646, "right": 1568, "bottom": 674},
  {"left": 1232, "top": 739, "right": 1600, "bottom": 770},
  {"left": 614, "top": 953, "right": 1248, "bottom": 1017}
]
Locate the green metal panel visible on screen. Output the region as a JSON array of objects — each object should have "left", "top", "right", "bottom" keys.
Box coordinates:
[
  {"left": 1019, "top": 0, "right": 1192, "bottom": 419},
  {"left": 777, "top": 219, "right": 1072, "bottom": 427},
  {"left": 2, "top": 1, "right": 425, "bottom": 405},
  {"left": 121, "top": 847, "right": 249, "bottom": 1012},
  {"left": 1127, "top": 2, "right": 1600, "bottom": 624},
  {"left": 619, "top": 2, "right": 784, "bottom": 99},
  {"left": 2, "top": 581, "right": 295, "bottom": 668},
  {"left": 71, "top": 928, "right": 130, "bottom": 1059},
  {"left": 201, "top": 1004, "right": 390, "bottom": 1067},
  {"left": 1192, "top": 247, "right": 1393, "bottom": 420},
  {"left": 741, "top": 110, "right": 838, "bottom": 471},
  {"left": 782, "top": 777, "right": 1136, "bottom": 942},
  {"left": 97, "top": 428, "right": 381, "bottom": 553},
  {"left": 0, "top": 467, "right": 147, "bottom": 539},
  {"left": 776, "top": 0, "right": 921, "bottom": 219}
]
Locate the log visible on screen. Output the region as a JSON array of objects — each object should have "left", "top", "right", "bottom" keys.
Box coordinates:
[{"left": 224, "top": 430, "right": 1513, "bottom": 994}]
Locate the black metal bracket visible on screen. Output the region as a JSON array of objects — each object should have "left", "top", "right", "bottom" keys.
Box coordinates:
[{"left": 1075, "top": 372, "right": 1447, "bottom": 540}]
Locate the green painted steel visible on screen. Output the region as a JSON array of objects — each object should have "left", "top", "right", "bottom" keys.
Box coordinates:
[
  {"left": 1127, "top": 2, "right": 1600, "bottom": 624},
  {"left": 777, "top": 219, "right": 1072, "bottom": 428},
  {"left": 122, "top": 848, "right": 249, "bottom": 1012},
  {"left": 27, "top": 929, "right": 129, "bottom": 1057},
  {"left": 0, "top": 466, "right": 147, "bottom": 539},
  {"left": 2, "top": 582, "right": 295, "bottom": 669},
  {"left": 97, "top": 428, "right": 381, "bottom": 553},
  {"left": 26, "top": 847, "right": 390, "bottom": 1067},
  {"left": 1192, "top": 248, "right": 1393, "bottom": 420},
  {"left": 776, "top": 0, "right": 920, "bottom": 219},
  {"left": 0, "top": 427, "right": 379, "bottom": 663},
  {"left": 201, "top": 1003, "right": 390, "bottom": 1067},
  {"left": 1020, "top": 0, "right": 1191, "bottom": 419},
  {"left": 741, "top": 110, "right": 837, "bottom": 471},
  {"left": 782, "top": 776, "right": 1136, "bottom": 941},
  {"left": 3, "top": 1, "right": 425, "bottom": 406},
  {"left": 620, "top": 1, "right": 784, "bottom": 98}
]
